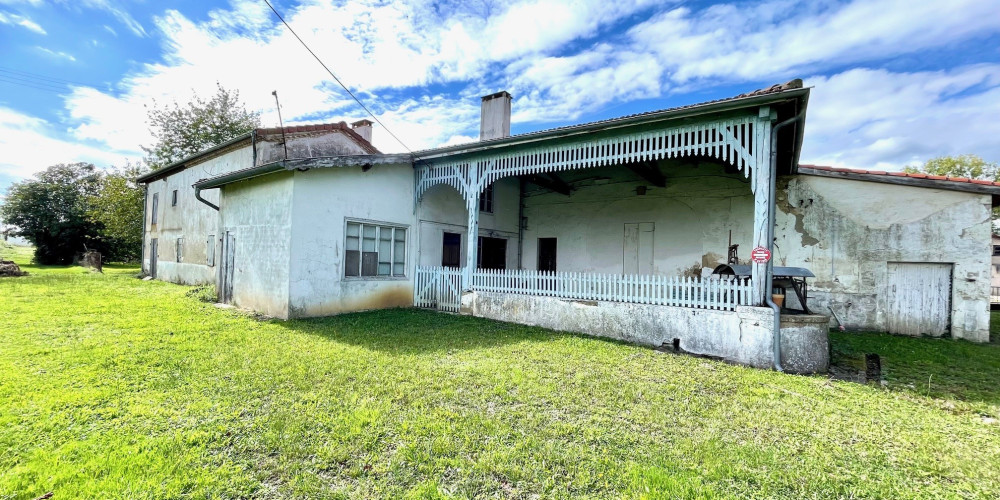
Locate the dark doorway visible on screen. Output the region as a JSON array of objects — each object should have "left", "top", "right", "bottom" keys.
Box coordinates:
[
  {"left": 149, "top": 238, "right": 158, "bottom": 279},
  {"left": 538, "top": 237, "right": 557, "bottom": 272},
  {"left": 442, "top": 232, "right": 461, "bottom": 267},
  {"left": 219, "top": 232, "right": 235, "bottom": 304},
  {"left": 477, "top": 236, "right": 507, "bottom": 270}
]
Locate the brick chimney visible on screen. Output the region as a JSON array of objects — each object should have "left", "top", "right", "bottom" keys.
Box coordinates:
[
  {"left": 351, "top": 119, "right": 373, "bottom": 143},
  {"left": 480, "top": 91, "right": 511, "bottom": 141}
]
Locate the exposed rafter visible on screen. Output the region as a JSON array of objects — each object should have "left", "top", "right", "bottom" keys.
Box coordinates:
[
  {"left": 526, "top": 173, "right": 572, "bottom": 196},
  {"left": 625, "top": 160, "right": 666, "bottom": 187}
]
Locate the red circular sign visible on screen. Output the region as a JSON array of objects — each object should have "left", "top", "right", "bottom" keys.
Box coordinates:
[{"left": 750, "top": 246, "right": 771, "bottom": 263}]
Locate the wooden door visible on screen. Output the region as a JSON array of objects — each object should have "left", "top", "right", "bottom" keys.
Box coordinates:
[
  {"left": 887, "top": 262, "right": 952, "bottom": 336},
  {"left": 441, "top": 232, "right": 461, "bottom": 267},
  {"left": 149, "top": 238, "right": 158, "bottom": 279},
  {"left": 219, "top": 232, "right": 236, "bottom": 304},
  {"left": 624, "top": 223, "right": 654, "bottom": 274}
]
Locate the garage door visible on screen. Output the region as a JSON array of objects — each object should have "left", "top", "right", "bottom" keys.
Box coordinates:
[{"left": 886, "top": 262, "right": 952, "bottom": 336}]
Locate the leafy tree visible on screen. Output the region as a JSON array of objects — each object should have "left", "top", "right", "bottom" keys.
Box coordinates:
[
  {"left": 0, "top": 163, "right": 102, "bottom": 264},
  {"left": 88, "top": 161, "right": 147, "bottom": 262},
  {"left": 903, "top": 154, "right": 999, "bottom": 181},
  {"left": 142, "top": 83, "right": 260, "bottom": 170}
]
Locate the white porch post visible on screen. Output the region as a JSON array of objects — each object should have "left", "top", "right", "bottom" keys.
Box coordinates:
[
  {"left": 751, "top": 107, "right": 774, "bottom": 306},
  {"left": 463, "top": 167, "right": 481, "bottom": 290}
]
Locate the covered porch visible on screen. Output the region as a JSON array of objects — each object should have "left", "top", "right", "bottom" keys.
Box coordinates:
[{"left": 410, "top": 83, "right": 827, "bottom": 372}]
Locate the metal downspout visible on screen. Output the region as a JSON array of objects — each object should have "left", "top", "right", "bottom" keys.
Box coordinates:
[
  {"left": 193, "top": 130, "right": 256, "bottom": 212},
  {"left": 767, "top": 109, "right": 806, "bottom": 372},
  {"left": 517, "top": 178, "right": 525, "bottom": 269},
  {"left": 194, "top": 187, "right": 220, "bottom": 211}
]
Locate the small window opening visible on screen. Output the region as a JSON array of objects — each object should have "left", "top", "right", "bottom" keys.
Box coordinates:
[{"left": 479, "top": 183, "right": 494, "bottom": 213}]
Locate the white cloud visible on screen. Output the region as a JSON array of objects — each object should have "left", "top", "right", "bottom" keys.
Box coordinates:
[
  {"left": 6, "top": 0, "right": 999, "bottom": 182},
  {"left": 0, "top": 10, "right": 45, "bottom": 34},
  {"left": 68, "top": 0, "right": 147, "bottom": 37},
  {"left": 35, "top": 47, "right": 75, "bottom": 62},
  {"left": 801, "top": 65, "right": 1000, "bottom": 170},
  {"left": 626, "top": 0, "right": 1000, "bottom": 84},
  {"left": 61, "top": 0, "right": 667, "bottom": 155},
  {"left": 0, "top": 107, "right": 138, "bottom": 181}
]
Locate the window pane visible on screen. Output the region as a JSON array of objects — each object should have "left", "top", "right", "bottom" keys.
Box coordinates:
[
  {"left": 361, "top": 252, "right": 378, "bottom": 276},
  {"left": 377, "top": 226, "right": 392, "bottom": 275},
  {"left": 393, "top": 229, "right": 405, "bottom": 276},
  {"left": 345, "top": 251, "right": 360, "bottom": 276},
  {"left": 362, "top": 225, "right": 376, "bottom": 252},
  {"left": 346, "top": 223, "right": 359, "bottom": 252}
]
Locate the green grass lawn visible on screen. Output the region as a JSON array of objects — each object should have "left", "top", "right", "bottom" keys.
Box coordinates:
[{"left": 2, "top": 246, "right": 999, "bottom": 499}]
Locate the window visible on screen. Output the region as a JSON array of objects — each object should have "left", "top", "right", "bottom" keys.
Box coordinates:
[
  {"left": 442, "top": 232, "right": 461, "bottom": 267},
  {"left": 171, "top": 189, "right": 178, "bottom": 206},
  {"left": 345, "top": 221, "right": 406, "bottom": 277},
  {"left": 993, "top": 245, "right": 1000, "bottom": 256},
  {"left": 176, "top": 237, "right": 184, "bottom": 263},
  {"left": 479, "top": 183, "right": 494, "bottom": 213},
  {"left": 206, "top": 234, "right": 215, "bottom": 266},
  {"left": 151, "top": 193, "right": 159, "bottom": 224}
]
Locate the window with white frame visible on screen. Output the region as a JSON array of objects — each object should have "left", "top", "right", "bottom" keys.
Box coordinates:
[{"left": 345, "top": 221, "right": 406, "bottom": 277}]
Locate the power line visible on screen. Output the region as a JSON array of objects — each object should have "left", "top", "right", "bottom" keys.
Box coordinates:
[
  {"left": 0, "top": 75, "right": 70, "bottom": 94},
  {"left": 0, "top": 66, "right": 102, "bottom": 88},
  {"left": 261, "top": 0, "right": 412, "bottom": 153}
]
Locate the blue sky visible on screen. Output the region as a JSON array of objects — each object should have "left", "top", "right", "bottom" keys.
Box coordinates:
[{"left": 1, "top": 0, "right": 999, "bottom": 192}]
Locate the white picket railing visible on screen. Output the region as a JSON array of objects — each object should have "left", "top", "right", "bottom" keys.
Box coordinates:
[
  {"left": 470, "top": 268, "right": 753, "bottom": 311},
  {"left": 414, "top": 266, "right": 463, "bottom": 313}
]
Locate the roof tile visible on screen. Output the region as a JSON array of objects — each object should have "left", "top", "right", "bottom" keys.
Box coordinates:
[{"left": 798, "top": 164, "right": 1000, "bottom": 189}]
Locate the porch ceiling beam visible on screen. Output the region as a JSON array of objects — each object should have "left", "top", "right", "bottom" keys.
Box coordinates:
[
  {"left": 527, "top": 174, "right": 572, "bottom": 196},
  {"left": 625, "top": 161, "right": 666, "bottom": 187}
]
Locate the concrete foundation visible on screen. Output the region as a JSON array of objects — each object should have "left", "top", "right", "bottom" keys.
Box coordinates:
[
  {"left": 779, "top": 314, "right": 830, "bottom": 374},
  {"left": 462, "top": 291, "right": 830, "bottom": 373}
]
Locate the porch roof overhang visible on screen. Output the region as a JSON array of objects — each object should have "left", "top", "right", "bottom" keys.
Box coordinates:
[
  {"left": 191, "top": 153, "right": 414, "bottom": 190},
  {"left": 413, "top": 86, "right": 810, "bottom": 168},
  {"left": 411, "top": 82, "right": 810, "bottom": 202}
]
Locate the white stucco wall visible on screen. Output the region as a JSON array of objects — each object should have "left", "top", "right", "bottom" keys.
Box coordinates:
[
  {"left": 285, "top": 163, "right": 416, "bottom": 317},
  {"left": 775, "top": 175, "right": 992, "bottom": 342},
  {"left": 219, "top": 172, "right": 294, "bottom": 318},
  {"left": 416, "top": 177, "right": 521, "bottom": 268},
  {"left": 142, "top": 128, "right": 375, "bottom": 288},
  {"left": 143, "top": 144, "right": 252, "bottom": 285},
  {"left": 519, "top": 162, "right": 754, "bottom": 275},
  {"left": 256, "top": 130, "right": 371, "bottom": 165}
]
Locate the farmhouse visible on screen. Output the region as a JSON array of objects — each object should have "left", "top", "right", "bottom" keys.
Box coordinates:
[
  {"left": 136, "top": 121, "right": 379, "bottom": 285},
  {"left": 138, "top": 80, "right": 997, "bottom": 374}
]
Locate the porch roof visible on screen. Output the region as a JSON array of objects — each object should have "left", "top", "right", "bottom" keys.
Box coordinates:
[{"left": 413, "top": 80, "right": 810, "bottom": 172}]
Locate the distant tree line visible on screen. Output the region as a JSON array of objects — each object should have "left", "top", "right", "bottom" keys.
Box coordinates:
[{"left": 0, "top": 84, "right": 259, "bottom": 264}]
